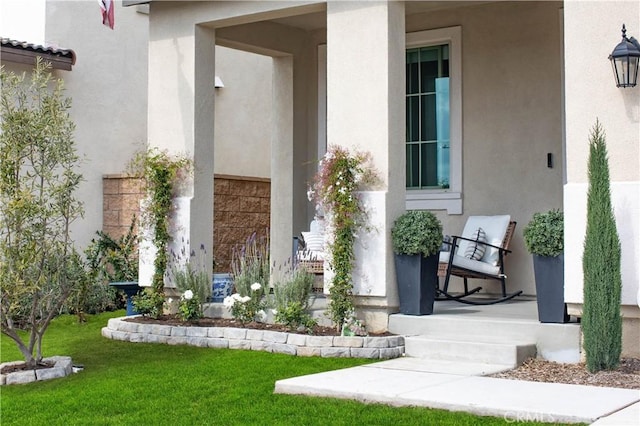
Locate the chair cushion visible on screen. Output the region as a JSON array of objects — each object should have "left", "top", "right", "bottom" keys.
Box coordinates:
[
  {"left": 301, "top": 232, "right": 324, "bottom": 252},
  {"left": 464, "top": 227, "right": 486, "bottom": 260},
  {"left": 458, "top": 215, "right": 510, "bottom": 266},
  {"left": 439, "top": 252, "right": 501, "bottom": 276},
  {"left": 309, "top": 219, "right": 325, "bottom": 234},
  {"left": 297, "top": 250, "right": 325, "bottom": 261}
]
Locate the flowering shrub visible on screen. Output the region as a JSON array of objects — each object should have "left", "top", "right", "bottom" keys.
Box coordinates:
[
  {"left": 308, "top": 146, "right": 379, "bottom": 331},
  {"left": 223, "top": 283, "right": 265, "bottom": 324},
  {"left": 178, "top": 290, "right": 202, "bottom": 321}
]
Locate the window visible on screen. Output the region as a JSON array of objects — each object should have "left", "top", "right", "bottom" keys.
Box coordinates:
[
  {"left": 406, "top": 45, "right": 450, "bottom": 189},
  {"left": 406, "top": 27, "right": 462, "bottom": 214}
]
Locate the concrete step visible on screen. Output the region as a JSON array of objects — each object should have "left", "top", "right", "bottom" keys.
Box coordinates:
[
  {"left": 388, "top": 312, "right": 581, "bottom": 363},
  {"left": 404, "top": 334, "right": 537, "bottom": 367},
  {"left": 371, "top": 357, "right": 514, "bottom": 376}
]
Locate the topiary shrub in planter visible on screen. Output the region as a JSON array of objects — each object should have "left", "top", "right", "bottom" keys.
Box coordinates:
[
  {"left": 391, "top": 210, "right": 443, "bottom": 315},
  {"left": 523, "top": 209, "right": 568, "bottom": 323}
]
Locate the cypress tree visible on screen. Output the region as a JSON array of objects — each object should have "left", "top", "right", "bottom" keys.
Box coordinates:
[{"left": 582, "top": 120, "right": 622, "bottom": 372}]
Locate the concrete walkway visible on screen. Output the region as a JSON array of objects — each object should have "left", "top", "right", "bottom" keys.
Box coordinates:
[{"left": 274, "top": 357, "right": 640, "bottom": 424}]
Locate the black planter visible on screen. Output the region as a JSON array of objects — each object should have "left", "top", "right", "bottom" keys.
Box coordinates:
[
  {"left": 533, "top": 254, "right": 569, "bottom": 323},
  {"left": 394, "top": 253, "right": 438, "bottom": 315}
]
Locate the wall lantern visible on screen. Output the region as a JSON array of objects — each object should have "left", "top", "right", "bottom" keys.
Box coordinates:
[{"left": 609, "top": 24, "right": 640, "bottom": 88}]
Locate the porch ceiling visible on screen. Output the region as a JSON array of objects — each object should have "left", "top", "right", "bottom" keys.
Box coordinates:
[{"left": 269, "top": 1, "right": 491, "bottom": 31}]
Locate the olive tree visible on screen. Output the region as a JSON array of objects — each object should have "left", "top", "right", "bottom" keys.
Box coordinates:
[{"left": 0, "top": 59, "right": 84, "bottom": 367}]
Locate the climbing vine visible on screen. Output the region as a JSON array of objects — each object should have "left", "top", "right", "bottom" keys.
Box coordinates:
[
  {"left": 130, "top": 148, "right": 191, "bottom": 315},
  {"left": 308, "top": 146, "right": 379, "bottom": 332}
]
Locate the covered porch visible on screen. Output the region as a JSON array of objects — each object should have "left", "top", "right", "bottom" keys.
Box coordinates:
[
  {"left": 149, "top": 2, "right": 563, "bottom": 330},
  {"left": 144, "top": 0, "right": 640, "bottom": 359},
  {"left": 146, "top": 0, "right": 565, "bottom": 331}
]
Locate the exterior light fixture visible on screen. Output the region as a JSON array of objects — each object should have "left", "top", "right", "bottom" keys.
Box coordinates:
[{"left": 609, "top": 24, "right": 640, "bottom": 88}]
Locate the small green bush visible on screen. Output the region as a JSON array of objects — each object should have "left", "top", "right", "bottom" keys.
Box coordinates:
[
  {"left": 132, "top": 288, "right": 165, "bottom": 319},
  {"left": 391, "top": 210, "right": 443, "bottom": 257},
  {"left": 177, "top": 290, "right": 202, "bottom": 321},
  {"left": 523, "top": 209, "right": 564, "bottom": 257},
  {"left": 274, "top": 302, "right": 317, "bottom": 332}
]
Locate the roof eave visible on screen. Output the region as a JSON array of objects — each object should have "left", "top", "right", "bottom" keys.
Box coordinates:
[{"left": 1, "top": 45, "right": 75, "bottom": 71}]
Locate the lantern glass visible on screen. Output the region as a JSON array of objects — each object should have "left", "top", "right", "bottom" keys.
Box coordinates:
[{"left": 612, "top": 54, "right": 639, "bottom": 87}]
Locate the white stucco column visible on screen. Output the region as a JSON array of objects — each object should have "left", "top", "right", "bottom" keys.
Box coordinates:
[
  {"left": 271, "top": 56, "right": 294, "bottom": 271},
  {"left": 326, "top": 1, "right": 406, "bottom": 330},
  {"left": 146, "top": 22, "right": 216, "bottom": 287}
]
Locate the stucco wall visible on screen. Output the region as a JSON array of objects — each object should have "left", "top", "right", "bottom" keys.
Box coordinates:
[
  {"left": 406, "top": 1, "right": 564, "bottom": 296},
  {"left": 214, "top": 46, "right": 272, "bottom": 178},
  {"left": 563, "top": 0, "right": 639, "bottom": 311},
  {"left": 44, "top": 1, "right": 149, "bottom": 248}
]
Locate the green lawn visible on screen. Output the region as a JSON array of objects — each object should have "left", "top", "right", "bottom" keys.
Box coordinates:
[{"left": 1, "top": 311, "right": 565, "bottom": 425}]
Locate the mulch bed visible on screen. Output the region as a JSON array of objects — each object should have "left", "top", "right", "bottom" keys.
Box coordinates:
[
  {"left": 124, "top": 315, "right": 393, "bottom": 337},
  {"left": 490, "top": 357, "right": 640, "bottom": 390},
  {"left": 1, "top": 360, "right": 54, "bottom": 375}
]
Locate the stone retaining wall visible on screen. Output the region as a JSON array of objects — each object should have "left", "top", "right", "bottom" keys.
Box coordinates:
[
  {"left": 1, "top": 356, "right": 73, "bottom": 385},
  {"left": 102, "top": 317, "right": 404, "bottom": 359}
]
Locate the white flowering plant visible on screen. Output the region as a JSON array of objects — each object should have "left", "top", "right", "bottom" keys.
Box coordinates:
[
  {"left": 308, "top": 146, "right": 379, "bottom": 332},
  {"left": 340, "top": 310, "right": 368, "bottom": 337},
  {"left": 223, "top": 282, "right": 266, "bottom": 325},
  {"left": 178, "top": 289, "right": 202, "bottom": 321}
]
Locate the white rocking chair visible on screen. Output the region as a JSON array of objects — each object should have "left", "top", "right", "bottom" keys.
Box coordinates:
[{"left": 437, "top": 215, "right": 521, "bottom": 305}]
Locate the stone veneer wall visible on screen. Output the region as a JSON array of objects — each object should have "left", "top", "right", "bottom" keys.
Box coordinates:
[
  {"left": 102, "top": 174, "right": 270, "bottom": 272},
  {"left": 102, "top": 317, "right": 404, "bottom": 359},
  {"left": 213, "top": 175, "right": 270, "bottom": 273},
  {"left": 102, "top": 174, "right": 145, "bottom": 240}
]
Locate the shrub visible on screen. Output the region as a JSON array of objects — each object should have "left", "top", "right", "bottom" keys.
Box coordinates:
[
  {"left": 132, "top": 289, "right": 165, "bottom": 319},
  {"left": 271, "top": 261, "right": 316, "bottom": 331},
  {"left": 223, "top": 283, "right": 266, "bottom": 325},
  {"left": 523, "top": 209, "right": 564, "bottom": 257},
  {"left": 69, "top": 218, "right": 139, "bottom": 317},
  {"left": 231, "top": 232, "right": 270, "bottom": 299},
  {"left": 582, "top": 120, "right": 622, "bottom": 372},
  {"left": 170, "top": 243, "right": 211, "bottom": 314},
  {"left": 274, "top": 302, "right": 317, "bottom": 332},
  {"left": 177, "top": 290, "right": 202, "bottom": 321},
  {"left": 391, "top": 210, "right": 443, "bottom": 257}
]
